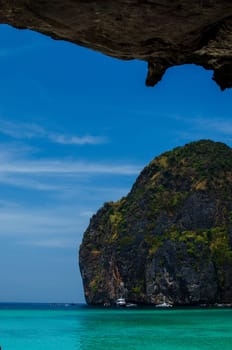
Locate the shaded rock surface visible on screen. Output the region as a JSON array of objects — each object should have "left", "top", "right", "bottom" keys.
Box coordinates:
[
  {"left": 0, "top": 1, "right": 232, "bottom": 89},
  {"left": 79, "top": 140, "right": 232, "bottom": 305}
]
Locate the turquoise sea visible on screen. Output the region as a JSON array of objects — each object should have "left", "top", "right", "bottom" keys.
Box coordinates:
[{"left": 1, "top": 304, "right": 232, "bottom": 350}]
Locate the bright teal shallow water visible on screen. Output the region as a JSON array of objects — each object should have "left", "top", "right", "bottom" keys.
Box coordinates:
[{"left": 1, "top": 305, "right": 232, "bottom": 350}]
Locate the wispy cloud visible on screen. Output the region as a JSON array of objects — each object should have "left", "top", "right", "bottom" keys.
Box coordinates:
[
  {"left": 49, "top": 134, "right": 107, "bottom": 145},
  {"left": 171, "top": 115, "right": 232, "bottom": 144},
  {"left": 0, "top": 206, "right": 77, "bottom": 236},
  {"left": 0, "top": 120, "right": 137, "bottom": 252},
  {"left": 0, "top": 120, "right": 45, "bottom": 139},
  {"left": 0, "top": 145, "right": 139, "bottom": 195},
  {"left": 0, "top": 119, "right": 107, "bottom": 145},
  {"left": 175, "top": 115, "right": 232, "bottom": 134},
  {"left": 193, "top": 118, "right": 232, "bottom": 135},
  {"left": 0, "top": 200, "right": 90, "bottom": 249},
  {"left": 0, "top": 159, "right": 140, "bottom": 175},
  {"left": 0, "top": 145, "right": 140, "bottom": 176},
  {"left": 0, "top": 173, "right": 59, "bottom": 191}
]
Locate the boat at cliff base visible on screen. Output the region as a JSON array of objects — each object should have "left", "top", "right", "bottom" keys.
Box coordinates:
[
  {"left": 115, "top": 298, "right": 137, "bottom": 308},
  {"left": 155, "top": 301, "right": 173, "bottom": 308},
  {"left": 116, "top": 298, "right": 126, "bottom": 307}
]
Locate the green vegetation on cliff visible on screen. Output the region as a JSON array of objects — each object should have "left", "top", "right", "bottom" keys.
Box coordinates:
[{"left": 79, "top": 140, "right": 232, "bottom": 305}]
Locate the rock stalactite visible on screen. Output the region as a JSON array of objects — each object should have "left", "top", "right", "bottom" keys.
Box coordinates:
[{"left": 0, "top": 1, "right": 231, "bottom": 89}]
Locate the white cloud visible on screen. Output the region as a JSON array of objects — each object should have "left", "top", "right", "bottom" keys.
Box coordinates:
[
  {"left": 170, "top": 115, "right": 232, "bottom": 144},
  {"left": 0, "top": 146, "right": 134, "bottom": 248},
  {"left": 0, "top": 119, "right": 107, "bottom": 145},
  {"left": 0, "top": 210, "right": 76, "bottom": 235},
  {"left": 0, "top": 120, "right": 45, "bottom": 139},
  {"left": 0, "top": 159, "right": 140, "bottom": 175},
  {"left": 0, "top": 201, "right": 87, "bottom": 236},
  {"left": 49, "top": 134, "right": 107, "bottom": 145},
  {"left": 0, "top": 202, "right": 91, "bottom": 252},
  {"left": 0, "top": 179, "right": 131, "bottom": 248},
  {"left": 0, "top": 122, "right": 137, "bottom": 251},
  {"left": 194, "top": 118, "right": 232, "bottom": 135},
  {"left": 175, "top": 115, "right": 232, "bottom": 135},
  {"left": 0, "top": 144, "right": 138, "bottom": 197},
  {"left": 0, "top": 173, "right": 59, "bottom": 191}
]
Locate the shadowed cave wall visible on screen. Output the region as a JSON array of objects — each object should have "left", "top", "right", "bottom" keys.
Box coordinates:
[{"left": 0, "top": 0, "right": 232, "bottom": 89}]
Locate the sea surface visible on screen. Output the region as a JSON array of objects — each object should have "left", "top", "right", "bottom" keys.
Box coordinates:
[{"left": 1, "top": 304, "right": 232, "bottom": 350}]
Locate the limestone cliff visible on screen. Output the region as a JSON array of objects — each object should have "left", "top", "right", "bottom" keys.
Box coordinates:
[
  {"left": 0, "top": 1, "right": 232, "bottom": 89},
  {"left": 79, "top": 140, "right": 232, "bottom": 305}
]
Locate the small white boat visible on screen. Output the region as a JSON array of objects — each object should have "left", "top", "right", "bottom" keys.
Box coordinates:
[
  {"left": 116, "top": 298, "right": 126, "bottom": 307},
  {"left": 126, "top": 303, "right": 137, "bottom": 308},
  {"left": 155, "top": 296, "right": 173, "bottom": 308},
  {"left": 155, "top": 301, "right": 173, "bottom": 308}
]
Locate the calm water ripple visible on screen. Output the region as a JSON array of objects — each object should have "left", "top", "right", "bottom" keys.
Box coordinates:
[{"left": 0, "top": 305, "right": 232, "bottom": 350}]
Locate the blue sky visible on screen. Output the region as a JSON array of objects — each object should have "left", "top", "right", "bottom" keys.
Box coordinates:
[{"left": 0, "top": 24, "right": 231, "bottom": 303}]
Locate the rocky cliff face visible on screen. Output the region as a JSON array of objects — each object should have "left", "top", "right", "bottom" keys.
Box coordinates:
[
  {"left": 79, "top": 140, "right": 232, "bottom": 305},
  {"left": 0, "top": 1, "right": 232, "bottom": 89}
]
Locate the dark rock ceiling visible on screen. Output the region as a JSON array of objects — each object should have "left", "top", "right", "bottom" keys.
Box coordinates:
[{"left": 0, "top": 1, "right": 232, "bottom": 89}]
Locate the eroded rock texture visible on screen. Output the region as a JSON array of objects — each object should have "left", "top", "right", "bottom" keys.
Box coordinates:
[
  {"left": 0, "top": 1, "right": 232, "bottom": 89},
  {"left": 80, "top": 140, "right": 232, "bottom": 305}
]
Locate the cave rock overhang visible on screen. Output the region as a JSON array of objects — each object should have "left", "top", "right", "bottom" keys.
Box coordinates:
[{"left": 0, "top": 0, "right": 232, "bottom": 89}]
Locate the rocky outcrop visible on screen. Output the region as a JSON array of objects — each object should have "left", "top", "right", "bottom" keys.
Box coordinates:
[
  {"left": 0, "top": 1, "right": 232, "bottom": 89},
  {"left": 79, "top": 140, "right": 232, "bottom": 305}
]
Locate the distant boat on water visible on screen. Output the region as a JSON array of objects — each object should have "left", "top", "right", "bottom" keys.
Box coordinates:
[
  {"left": 116, "top": 282, "right": 138, "bottom": 307},
  {"left": 155, "top": 301, "right": 173, "bottom": 308},
  {"left": 116, "top": 298, "right": 126, "bottom": 307},
  {"left": 125, "top": 303, "right": 137, "bottom": 308},
  {"left": 116, "top": 298, "right": 137, "bottom": 308},
  {"left": 155, "top": 296, "right": 173, "bottom": 308}
]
